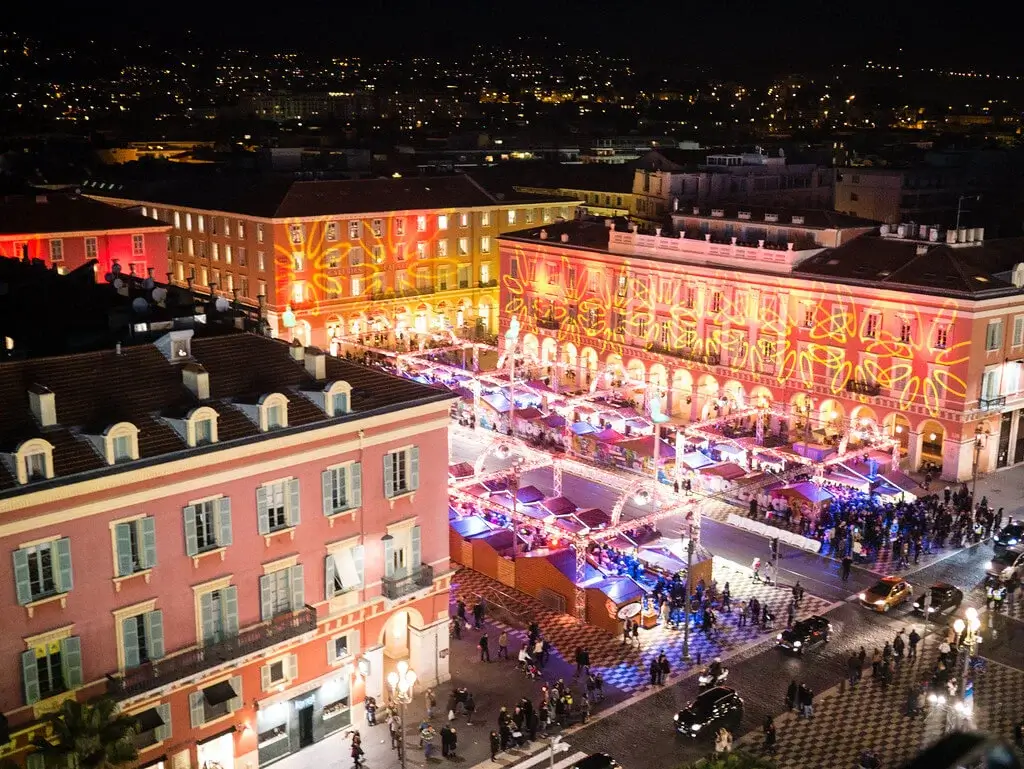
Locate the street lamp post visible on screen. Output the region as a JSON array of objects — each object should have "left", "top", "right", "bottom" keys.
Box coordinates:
[
  {"left": 955, "top": 608, "right": 982, "bottom": 701},
  {"left": 971, "top": 426, "right": 987, "bottom": 507},
  {"left": 387, "top": 661, "right": 417, "bottom": 769},
  {"left": 682, "top": 533, "right": 695, "bottom": 660}
]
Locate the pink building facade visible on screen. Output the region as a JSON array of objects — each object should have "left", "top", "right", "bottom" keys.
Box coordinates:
[
  {"left": 0, "top": 334, "right": 454, "bottom": 769},
  {"left": 499, "top": 217, "right": 1024, "bottom": 481}
]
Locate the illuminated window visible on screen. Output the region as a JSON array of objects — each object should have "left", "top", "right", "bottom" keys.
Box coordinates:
[
  {"left": 293, "top": 252, "right": 305, "bottom": 271},
  {"left": 548, "top": 264, "right": 560, "bottom": 284},
  {"left": 240, "top": 277, "right": 249, "bottom": 297},
  {"left": 349, "top": 247, "right": 363, "bottom": 267},
  {"left": 289, "top": 224, "right": 303, "bottom": 245},
  {"left": 457, "top": 238, "right": 469, "bottom": 256},
  {"left": 680, "top": 326, "right": 697, "bottom": 348},
  {"left": 175, "top": 262, "right": 184, "bottom": 282},
  {"left": 507, "top": 210, "right": 517, "bottom": 225},
  {"left": 437, "top": 240, "right": 448, "bottom": 258},
  {"left": 684, "top": 286, "right": 696, "bottom": 309},
  {"left": 200, "top": 267, "right": 208, "bottom": 285},
  {"left": 1013, "top": 317, "right": 1024, "bottom": 347},
  {"left": 459, "top": 212, "right": 469, "bottom": 227},
  {"left": 257, "top": 251, "right": 266, "bottom": 271},
  {"left": 864, "top": 312, "right": 880, "bottom": 339},
  {"left": 174, "top": 212, "right": 181, "bottom": 229},
  {"left": 348, "top": 220, "right": 361, "bottom": 240},
  {"left": 416, "top": 215, "right": 427, "bottom": 232},
  {"left": 438, "top": 215, "right": 449, "bottom": 231},
  {"left": 211, "top": 269, "right": 221, "bottom": 288},
  {"left": 325, "top": 222, "right": 338, "bottom": 242},
  {"left": 132, "top": 234, "right": 145, "bottom": 256},
  {"left": 438, "top": 266, "right": 449, "bottom": 290},
  {"left": 258, "top": 280, "right": 266, "bottom": 297},
  {"left": 237, "top": 222, "right": 245, "bottom": 239},
  {"left": 637, "top": 317, "right": 648, "bottom": 338},
  {"left": 480, "top": 263, "right": 491, "bottom": 285},
  {"left": 616, "top": 275, "right": 628, "bottom": 298},
  {"left": 49, "top": 240, "right": 63, "bottom": 262},
  {"left": 395, "top": 218, "right": 405, "bottom": 236},
  {"left": 225, "top": 245, "right": 233, "bottom": 264},
  {"left": 325, "top": 248, "right": 341, "bottom": 269},
  {"left": 710, "top": 291, "right": 724, "bottom": 313},
  {"left": 481, "top": 236, "right": 491, "bottom": 254},
  {"left": 225, "top": 274, "right": 234, "bottom": 292},
  {"left": 85, "top": 237, "right": 98, "bottom": 259},
  {"left": 416, "top": 242, "right": 427, "bottom": 259},
  {"left": 802, "top": 303, "right": 815, "bottom": 328},
  {"left": 372, "top": 219, "right": 383, "bottom": 237},
  {"left": 257, "top": 224, "right": 265, "bottom": 243},
  {"left": 185, "top": 213, "right": 193, "bottom": 232},
  {"left": 613, "top": 313, "right": 626, "bottom": 335},
  {"left": 525, "top": 208, "right": 535, "bottom": 224},
  {"left": 292, "top": 282, "right": 305, "bottom": 305},
  {"left": 542, "top": 208, "right": 551, "bottom": 223},
  {"left": 197, "top": 215, "right": 205, "bottom": 233},
  {"left": 589, "top": 271, "right": 599, "bottom": 292},
  {"left": 395, "top": 243, "right": 406, "bottom": 262},
  {"left": 372, "top": 246, "right": 384, "bottom": 264},
  {"left": 661, "top": 320, "right": 670, "bottom": 345},
  {"left": 238, "top": 247, "right": 247, "bottom": 266},
  {"left": 212, "top": 243, "right": 219, "bottom": 262},
  {"left": 899, "top": 317, "right": 913, "bottom": 344},
  {"left": 986, "top": 320, "right": 1003, "bottom": 351},
  {"left": 481, "top": 211, "right": 492, "bottom": 227},
  {"left": 934, "top": 325, "right": 950, "bottom": 350},
  {"left": 351, "top": 276, "right": 363, "bottom": 296}
]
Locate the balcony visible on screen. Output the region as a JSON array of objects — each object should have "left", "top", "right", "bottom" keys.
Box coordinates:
[
  {"left": 537, "top": 316, "right": 560, "bottom": 331},
  {"left": 106, "top": 606, "right": 316, "bottom": 700},
  {"left": 382, "top": 564, "right": 434, "bottom": 600},
  {"left": 980, "top": 395, "right": 1006, "bottom": 411},
  {"left": 478, "top": 279, "right": 498, "bottom": 288},
  {"left": 845, "top": 379, "right": 883, "bottom": 397},
  {"left": 648, "top": 343, "right": 721, "bottom": 367}
]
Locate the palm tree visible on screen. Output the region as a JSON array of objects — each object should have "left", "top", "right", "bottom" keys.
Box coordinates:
[
  {"left": 681, "top": 751, "right": 778, "bottom": 769},
  {"left": 30, "top": 698, "right": 138, "bottom": 769}
]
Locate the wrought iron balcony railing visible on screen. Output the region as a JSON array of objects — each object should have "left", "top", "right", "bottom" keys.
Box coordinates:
[
  {"left": 382, "top": 564, "right": 435, "bottom": 600},
  {"left": 980, "top": 395, "right": 1006, "bottom": 411},
  {"left": 648, "top": 344, "right": 721, "bottom": 367},
  {"left": 845, "top": 379, "right": 883, "bottom": 397},
  {"left": 107, "top": 606, "right": 316, "bottom": 699},
  {"left": 536, "top": 317, "right": 560, "bottom": 330}
]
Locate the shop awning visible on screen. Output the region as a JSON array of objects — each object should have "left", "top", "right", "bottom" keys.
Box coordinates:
[
  {"left": 204, "top": 681, "right": 237, "bottom": 706},
  {"left": 134, "top": 707, "right": 165, "bottom": 733}
]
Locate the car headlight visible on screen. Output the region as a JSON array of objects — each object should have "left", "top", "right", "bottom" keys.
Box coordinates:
[
  {"left": 986, "top": 561, "right": 994, "bottom": 570},
  {"left": 793, "top": 640, "right": 802, "bottom": 648},
  {"left": 674, "top": 714, "right": 679, "bottom": 722},
  {"left": 777, "top": 633, "right": 783, "bottom": 640},
  {"left": 859, "top": 593, "right": 867, "bottom": 601},
  {"left": 1009, "top": 539, "right": 1018, "bottom": 545},
  {"left": 691, "top": 724, "right": 701, "bottom": 732},
  {"left": 928, "top": 607, "right": 936, "bottom": 613},
  {"left": 913, "top": 602, "right": 920, "bottom": 608}
]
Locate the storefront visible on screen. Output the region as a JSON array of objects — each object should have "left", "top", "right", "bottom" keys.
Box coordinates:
[
  {"left": 257, "top": 672, "right": 352, "bottom": 766},
  {"left": 197, "top": 729, "right": 235, "bottom": 769}
]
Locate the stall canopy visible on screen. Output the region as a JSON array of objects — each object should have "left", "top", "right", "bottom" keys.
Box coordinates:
[
  {"left": 571, "top": 421, "right": 597, "bottom": 436},
  {"left": 450, "top": 516, "right": 496, "bottom": 538},
  {"left": 539, "top": 496, "right": 576, "bottom": 516},
  {"left": 592, "top": 576, "right": 646, "bottom": 605},
  {"left": 448, "top": 462, "right": 475, "bottom": 480},
  {"left": 702, "top": 462, "right": 748, "bottom": 481},
  {"left": 775, "top": 481, "right": 834, "bottom": 506},
  {"left": 576, "top": 508, "right": 612, "bottom": 529},
  {"left": 680, "top": 451, "right": 715, "bottom": 470},
  {"left": 542, "top": 413, "right": 567, "bottom": 429},
  {"left": 617, "top": 435, "right": 677, "bottom": 460}
]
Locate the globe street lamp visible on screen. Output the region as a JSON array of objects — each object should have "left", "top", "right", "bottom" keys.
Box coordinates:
[
  {"left": 387, "top": 661, "right": 417, "bottom": 769},
  {"left": 954, "top": 608, "right": 982, "bottom": 699}
]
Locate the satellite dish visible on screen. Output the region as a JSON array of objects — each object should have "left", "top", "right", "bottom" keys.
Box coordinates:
[
  {"left": 143, "top": 277, "right": 155, "bottom": 290},
  {"left": 131, "top": 297, "right": 149, "bottom": 313},
  {"left": 113, "top": 278, "right": 124, "bottom": 290},
  {"left": 151, "top": 287, "right": 168, "bottom": 303},
  {"left": 214, "top": 297, "right": 231, "bottom": 312}
]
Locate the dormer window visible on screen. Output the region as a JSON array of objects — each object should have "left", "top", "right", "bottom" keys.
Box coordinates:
[
  {"left": 324, "top": 381, "right": 353, "bottom": 417},
  {"left": 260, "top": 393, "right": 289, "bottom": 432},
  {"left": 196, "top": 419, "right": 213, "bottom": 445},
  {"left": 103, "top": 422, "right": 140, "bottom": 465},
  {"left": 186, "top": 406, "right": 220, "bottom": 447},
  {"left": 14, "top": 438, "right": 55, "bottom": 485}
]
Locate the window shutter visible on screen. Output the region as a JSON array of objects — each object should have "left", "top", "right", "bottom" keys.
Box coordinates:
[
  {"left": 285, "top": 654, "right": 298, "bottom": 681},
  {"left": 290, "top": 564, "right": 305, "bottom": 610},
  {"left": 200, "top": 592, "right": 216, "bottom": 646},
  {"left": 13, "top": 549, "right": 32, "bottom": 605},
  {"left": 383, "top": 536, "right": 394, "bottom": 579},
  {"left": 351, "top": 462, "right": 362, "bottom": 508},
  {"left": 327, "top": 638, "right": 337, "bottom": 665},
  {"left": 155, "top": 703, "right": 172, "bottom": 742},
  {"left": 115, "top": 523, "right": 133, "bottom": 576},
  {"left": 54, "top": 537, "right": 73, "bottom": 592},
  {"left": 325, "top": 555, "right": 337, "bottom": 600},
  {"left": 60, "top": 636, "right": 82, "bottom": 688},
  {"left": 322, "top": 470, "right": 334, "bottom": 516},
  {"left": 260, "top": 575, "right": 273, "bottom": 621},
  {"left": 353, "top": 545, "right": 365, "bottom": 588},
  {"left": 411, "top": 525, "right": 422, "bottom": 570},
  {"left": 223, "top": 586, "right": 239, "bottom": 637},
  {"left": 383, "top": 453, "right": 395, "bottom": 497},
  {"left": 189, "top": 691, "right": 205, "bottom": 728},
  {"left": 183, "top": 505, "right": 199, "bottom": 556},
  {"left": 228, "top": 675, "right": 243, "bottom": 712},
  {"left": 256, "top": 486, "right": 270, "bottom": 535},
  {"left": 288, "top": 478, "right": 301, "bottom": 526},
  {"left": 260, "top": 664, "right": 272, "bottom": 692},
  {"left": 21, "top": 650, "right": 40, "bottom": 705},
  {"left": 410, "top": 446, "right": 420, "bottom": 490},
  {"left": 218, "top": 497, "right": 233, "bottom": 547},
  {"left": 140, "top": 517, "right": 157, "bottom": 569},
  {"left": 350, "top": 628, "right": 361, "bottom": 657},
  {"left": 27, "top": 755, "right": 45, "bottom": 769},
  {"left": 145, "top": 610, "right": 165, "bottom": 660},
  {"left": 123, "top": 617, "right": 141, "bottom": 669}
]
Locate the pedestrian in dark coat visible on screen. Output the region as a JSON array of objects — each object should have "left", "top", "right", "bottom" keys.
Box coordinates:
[
  {"left": 841, "top": 556, "right": 853, "bottom": 581},
  {"left": 786, "top": 680, "right": 798, "bottom": 710},
  {"left": 490, "top": 731, "right": 501, "bottom": 760},
  {"left": 479, "top": 633, "right": 491, "bottom": 662}
]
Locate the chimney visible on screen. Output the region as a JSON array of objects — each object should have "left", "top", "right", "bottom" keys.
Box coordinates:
[
  {"left": 560, "top": 233, "right": 569, "bottom": 243},
  {"left": 946, "top": 230, "right": 957, "bottom": 245},
  {"left": 182, "top": 363, "right": 210, "bottom": 400},
  {"left": 539, "top": 229, "right": 548, "bottom": 240},
  {"left": 29, "top": 384, "right": 57, "bottom": 427},
  {"left": 957, "top": 228, "right": 967, "bottom": 243},
  {"left": 304, "top": 347, "right": 327, "bottom": 380},
  {"left": 976, "top": 227, "right": 985, "bottom": 242},
  {"left": 289, "top": 339, "right": 305, "bottom": 361}
]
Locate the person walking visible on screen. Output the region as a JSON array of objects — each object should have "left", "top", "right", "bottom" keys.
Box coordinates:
[
  {"left": 763, "top": 715, "right": 777, "bottom": 754},
  {"left": 908, "top": 627, "right": 920, "bottom": 661},
  {"left": 425, "top": 687, "right": 437, "bottom": 719},
  {"left": 722, "top": 583, "right": 732, "bottom": 613},
  {"left": 737, "top": 599, "right": 747, "bottom": 628},
  {"left": 479, "top": 633, "right": 491, "bottom": 662},
  {"left": 622, "top": 618, "right": 632, "bottom": 645},
  {"left": 350, "top": 731, "right": 365, "bottom": 768},
  {"left": 786, "top": 680, "right": 798, "bottom": 711},
  {"left": 473, "top": 600, "right": 485, "bottom": 629},
  {"left": 497, "top": 630, "right": 509, "bottom": 660},
  {"left": 465, "top": 692, "right": 476, "bottom": 725},
  {"left": 841, "top": 555, "right": 853, "bottom": 581},
  {"left": 489, "top": 730, "right": 501, "bottom": 761}
]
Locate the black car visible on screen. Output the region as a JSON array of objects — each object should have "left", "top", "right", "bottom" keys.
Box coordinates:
[
  {"left": 674, "top": 686, "right": 743, "bottom": 738},
  {"left": 777, "top": 615, "right": 831, "bottom": 653},
  {"left": 570, "top": 755, "right": 620, "bottom": 769},
  {"left": 912, "top": 583, "right": 964, "bottom": 618},
  {"left": 993, "top": 522, "right": 1024, "bottom": 553},
  {"left": 986, "top": 547, "right": 1024, "bottom": 581}
]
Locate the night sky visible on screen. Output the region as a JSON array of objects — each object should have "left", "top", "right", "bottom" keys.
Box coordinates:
[{"left": 7, "top": 0, "right": 1016, "bottom": 73}]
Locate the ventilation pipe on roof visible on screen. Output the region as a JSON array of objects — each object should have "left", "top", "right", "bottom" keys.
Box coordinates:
[
  {"left": 29, "top": 384, "right": 56, "bottom": 427},
  {"left": 957, "top": 228, "right": 967, "bottom": 243},
  {"left": 946, "top": 230, "right": 958, "bottom": 245},
  {"left": 182, "top": 363, "right": 210, "bottom": 400},
  {"left": 976, "top": 227, "right": 985, "bottom": 242},
  {"left": 305, "top": 347, "right": 327, "bottom": 380},
  {"left": 289, "top": 340, "right": 305, "bottom": 362}
]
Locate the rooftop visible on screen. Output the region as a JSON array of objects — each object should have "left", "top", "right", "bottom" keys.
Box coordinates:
[
  {"left": 0, "top": 334, "right": 452, "bottom": 494},
  {"left": 672, "top": 205, "right": 878, "bottom": 230},
  {"left": 466, "top": 162, "right": 635, "bottom": 195},
  {"left": 0, "top": 193, "right": 169, "bottom": 237}
]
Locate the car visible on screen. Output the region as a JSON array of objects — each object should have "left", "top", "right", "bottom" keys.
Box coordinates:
[
  {"left": 993, "top": 522, "right": 1024, "bottom": 553},
  {"left": 777, "top": 615, "right": 832, "bottom": 653},
  {"left": 985, "top": 547, "right": 1024, "bottom": 582},
  {"left": 912, "top": 583, "right": 964, "bottom": 618},
  {"left": 674, "top": 686, "right": 743, "bottom": 738},
  {"left": 569, "top": 755, "right": 620, "bottom": 769},
  {"left": 859, "top": 576, "right": 913, "bottom": 612}
]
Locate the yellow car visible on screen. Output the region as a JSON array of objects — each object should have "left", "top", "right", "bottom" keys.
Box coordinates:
[{"left": 859, "top": 576, "right": 913, "bottom": 612}]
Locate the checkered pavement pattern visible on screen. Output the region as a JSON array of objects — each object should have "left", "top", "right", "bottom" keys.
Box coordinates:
[
  {"left": 453, "top": 561, "right": 833, "bottom": 695},
  {"left": 735, "top": 645, "right": 1024, "bottom": 769}
]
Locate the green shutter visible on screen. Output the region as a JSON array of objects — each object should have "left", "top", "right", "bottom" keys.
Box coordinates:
[
  {"left": 322, "top": 470, "right": 334, "bottom": 516},
  {"left": 350, "top": 628, "right": 361, "bottom": 657},
  {"left": 26, "top": 753, "right": 45, "bottom": 769},
  {"left": 155, "top": 703, "right": 172, "bottom": 742},
  {"left": 54, "top": 537, "right": 73, "bottom": 592},
  {"left": 13, "top": 549, "right": 32, "bottom": 605},
  {"left": 383, "top": 453, "right": 395, "bottom": 497},
  {"left": 200, "top": 592, "right": 216, "bottom": 646},
  {"left": 217, "top": 497, "right": 233, "bottom": 546},
  {"left": 383, "top": 536, "right": 394, "bottom": 578},
  {"left": 227, "top": 675, "right": 243, "bottom": 712},
  {"left": 288, "top": 478, "right": 301, "bottom": 526},
  {"left": 115, "top": 523, "right": 133, "bottom": 576},
  {"left": 145, "top": 611, "right": 164, "bottom": 660},
  {"left": 123, "top": 617, "right": 140, "bottom": 668},
  {"left": 223, "top": 586, "right": 239, "bottom": 637},
  {"left": 140, "top": 517, "right": 157, "bottom": 569},
  {"left": 353, "top": 545, "right": 365, "bottom": 587},
  {"left": 290, "top": 565, "right": 305, "bottom": 610},
  {"left": 411, "top": 525, "right": 422, "bottom": 571},
  {"left": 325, "top": 555, "right": 337, "bottom": 600},
  {"left": 410, "top": 446, "right": 420, "bottom": 490},
  {"left": 256, "top": 486, "right": 270, "bottom": 535},
  {"left": 183, "top": 505, "right": 198, "bottom": 556},
  {"left": 351, "top": 462, "right": 362, "bottom": 508},
  {"left": 60, "top": 636, "right": 82, "bottom": 688},
  {"left": 189, "top": 691, "right": 205, "bottom": 728},
  {"left": 259, "top": 575, "right": 273, "bottom": 621},
  {"left": 21, "top": 650, "right": 40, "bottom": 705}
]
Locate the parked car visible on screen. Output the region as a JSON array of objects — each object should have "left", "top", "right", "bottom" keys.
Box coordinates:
[
  {"left": 986, "top": 547, "right": 1024, "bottom": 582},
  {"left": 777, "top": 615, "right": 832, "bottom": 653},
  {"left": 570, "top": 755, "right": 620, "bottom": 769},
  {"left": 674, "top": 686, "right": 743, "bottom": 738},
  {"left": 859, "top": 576, "right": 913, "bottom": 612},
  {"left": 912, "top": 583, "right": 964, "bottom": 618},
  {"left": 993, "top": 522, "right": 1024, "bottom": 553}
]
